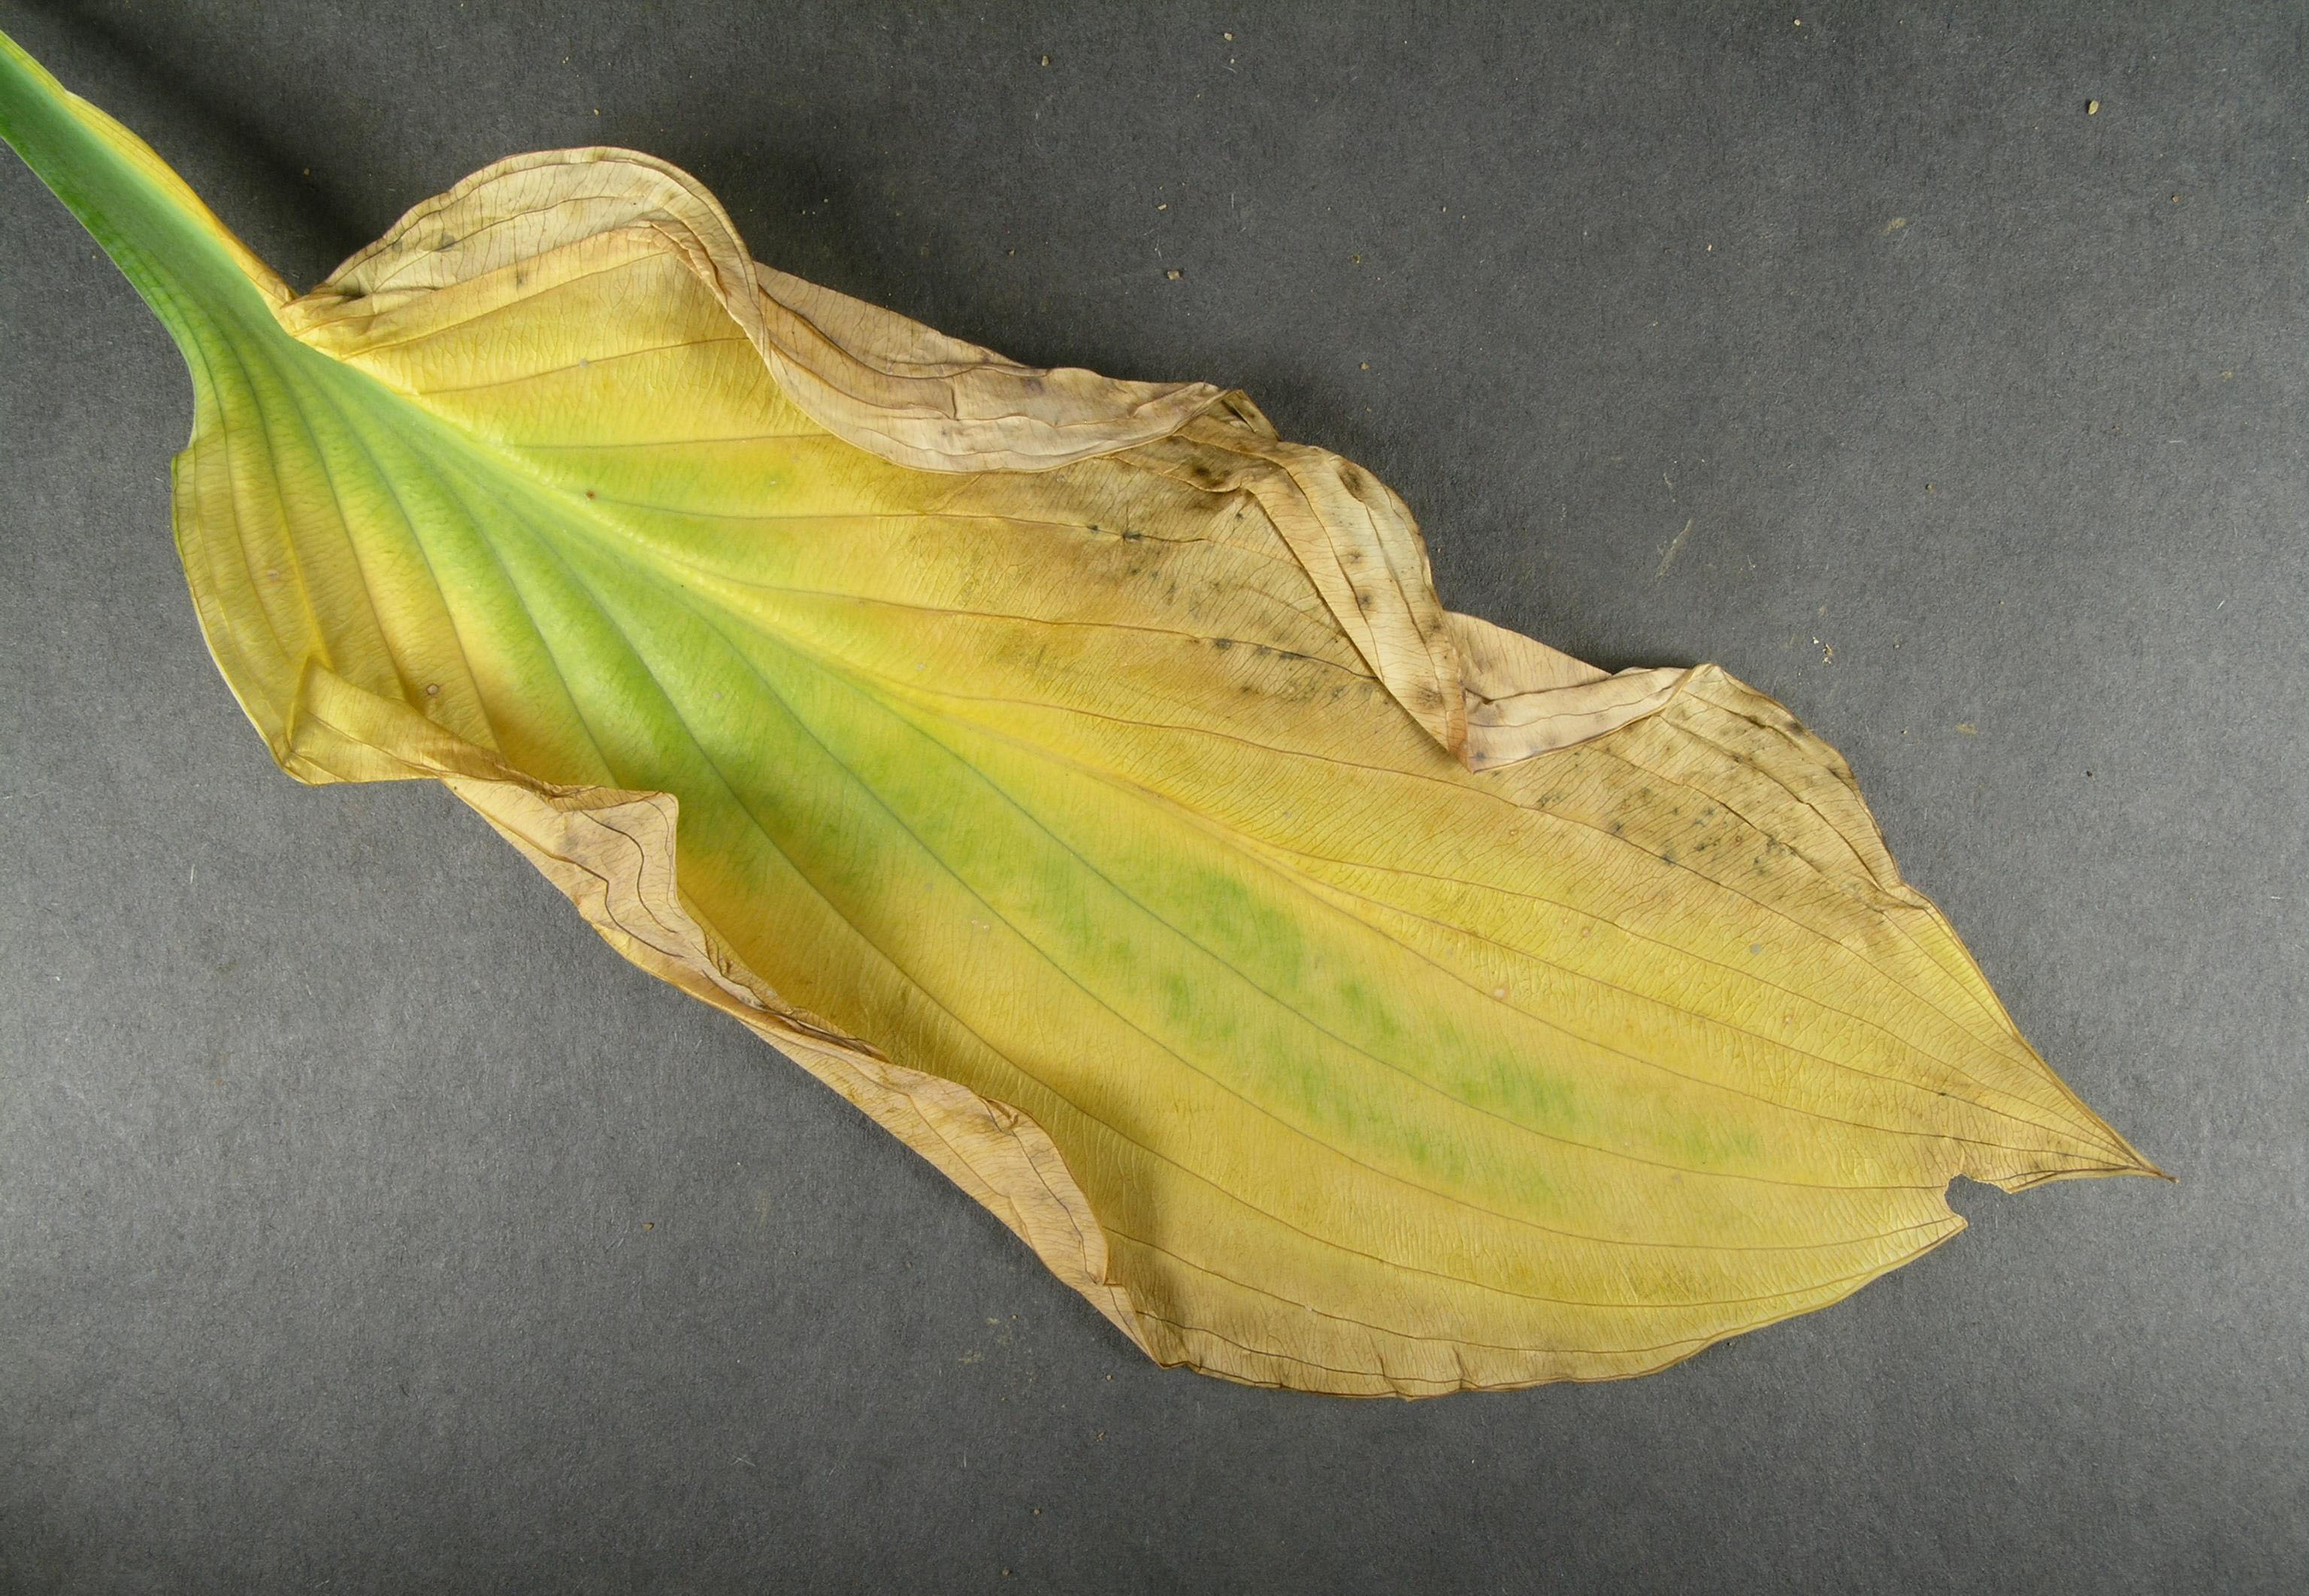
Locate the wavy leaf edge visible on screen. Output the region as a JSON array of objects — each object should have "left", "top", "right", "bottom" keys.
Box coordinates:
[{"left": 0, "top": 29, "right": 2161, "bottom": 1398}]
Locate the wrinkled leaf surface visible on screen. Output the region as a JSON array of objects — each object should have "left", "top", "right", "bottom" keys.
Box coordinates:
[{"left": 0, "top": 34, "right": 2157, "bottom": 1396}]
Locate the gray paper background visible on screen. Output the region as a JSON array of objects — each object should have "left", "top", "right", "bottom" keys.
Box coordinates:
[{"left": 3, "top": 3, "right": 2303, "bottom": 1591}]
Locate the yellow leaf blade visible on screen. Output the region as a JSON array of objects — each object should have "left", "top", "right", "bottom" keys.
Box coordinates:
[{"left": 0, "top": 29, "right": 2159, "bottom": 1397}]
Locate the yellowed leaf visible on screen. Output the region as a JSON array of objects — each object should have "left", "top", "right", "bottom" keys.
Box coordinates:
[{"left": 0, "top": 30, "right": 2157, "bottom": 1396}]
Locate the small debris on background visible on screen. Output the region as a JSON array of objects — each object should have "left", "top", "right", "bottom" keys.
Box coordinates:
[
  {"left": 1654, "top": 518, "right": 1695, "bottom": 580},
  {"left": 1165, "top": 268, "right": 1182, "bottom": 280}
]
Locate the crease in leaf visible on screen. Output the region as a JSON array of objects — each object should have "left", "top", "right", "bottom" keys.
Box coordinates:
[{"left": 0, "top": 30, "right": 2162, "bottom": 1397}]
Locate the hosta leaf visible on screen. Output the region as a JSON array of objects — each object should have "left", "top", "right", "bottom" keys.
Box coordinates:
[{"left": 0, "top": 32, "right": 2159, "bottom": 1397}]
